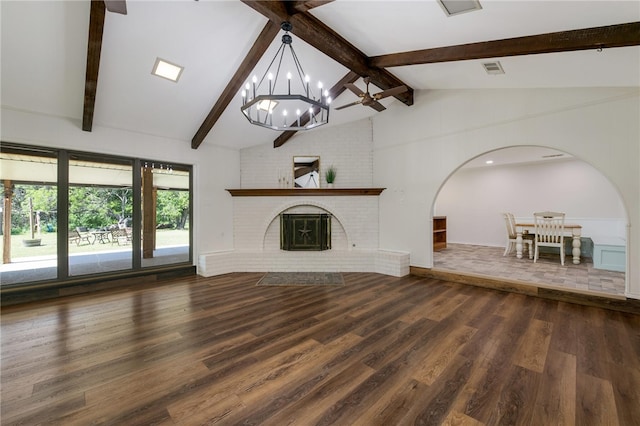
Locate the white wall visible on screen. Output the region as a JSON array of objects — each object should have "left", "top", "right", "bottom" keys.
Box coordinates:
[
  {"left": 436, "top": 158, "right": 627, "bottom": 246},
  {"left": 0, "top": 107, "right": 240, "bottom": 264},
  {"left": 372, "top": 88, "right": 640, "bottom": 299},
  {"left": 240, "top": 119, "right": 373, "bottom": 189}
]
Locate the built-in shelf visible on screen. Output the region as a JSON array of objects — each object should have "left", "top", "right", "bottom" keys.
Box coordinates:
[
  {"left": 433, "top": 216, "right": 447, "bottom": 251},
  {"left": 226, "top": 188, "right": 385, "bottom": 197}
]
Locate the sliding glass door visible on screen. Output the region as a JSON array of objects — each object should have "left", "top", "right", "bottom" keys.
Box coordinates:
[
  {"left": 0, "top": 143, "right": 192, "bottom": 288},
  {"left": 0, "top": 146, "right": 58, "bottom": 284},
  {"left": 140, "top": 161, "right": 191, "bottom": 268},
  {"left": 68, "top": 154, "right": 134, "bottom": 277}
]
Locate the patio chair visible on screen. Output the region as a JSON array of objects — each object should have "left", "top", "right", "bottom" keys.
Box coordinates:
[
  {"left": 69, "top": 229, "right": 92, "bottom": 246},
  {"left": 111, "top": 228, "right": 131, "bottom": 245},
  {"left": 77, "top": 226, "right": 95, "bottom": 244}
]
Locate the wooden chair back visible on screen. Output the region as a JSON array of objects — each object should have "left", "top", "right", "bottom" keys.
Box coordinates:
[
  {"left": 533, "top": 211, "right": 566, "bottom": 265},
  {"left": 503, "top": 212, "right": 517, "bottom": 239},
  {"left": 534, "top": 211, "right": 565, "bottom": 245}
]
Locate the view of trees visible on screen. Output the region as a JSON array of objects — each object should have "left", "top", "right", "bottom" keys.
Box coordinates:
[
  {"left": 2, "top": 184, "right": 189, "bottom": 234},
  {"left": 5, "top": 185, "right": 57, "bottom": 234},
  {"left": 157, "top": 190, "right": 190, "bottom": 230},
  {"left": 68, "top": 187, "right": 133, "bottom": 230}
]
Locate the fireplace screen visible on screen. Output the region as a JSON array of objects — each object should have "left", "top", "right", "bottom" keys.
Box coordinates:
[{"left": 280, "top": 213, "right": 331, "bottom": 251}]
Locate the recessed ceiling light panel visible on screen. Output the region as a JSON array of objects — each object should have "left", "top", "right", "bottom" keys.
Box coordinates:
[
  {"left": 256, "top": 99, "right": 279, "bottom": 113},
  {"left": 151, "top": 58, "right": 184, "bottom": 83},
  {"left": 438, "top": 0, "right": 482, "bottom": 17}
]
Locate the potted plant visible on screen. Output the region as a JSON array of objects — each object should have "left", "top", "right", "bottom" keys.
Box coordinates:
[{"left": 325, "top": 165, "right": 336, "bottom": 188}]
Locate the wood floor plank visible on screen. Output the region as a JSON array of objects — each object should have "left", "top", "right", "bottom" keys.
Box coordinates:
[
  {"left": 360, "top": 317, "right": 436, "bottom": 370},
  {"left": 602, "top": 310, "right": 640, "bottom": 368},
  {"left": 549, "top": 304, "right": 579, "bottom": 355},
  {"left": 608, "top": 359, "right": 640, "bottom": 426},
  {"left": 441, "top": 410, "right": 486, "bottom": 426},
  {"left": 448, "top": 338, "right": 499, "bottom": 423},
  {"left": 354, "top": 378, "right": 430, "bottom": 425},
  {"left": 225, "top": 334, "right": 368, "bottom": 424},
  {"left": 168, "top": 392, "right": 245, "bottom": 425},
  {"left": 423, "top": 291, "right": 471, "bottom": 322},
  {"left": 531, "top": 349, "right": 577, "bottom": 426},
  {"left": 413, "top": 355, "right": 476, "bottom": 425},
  {"left": 576, "top": 372, "right": 621, "bottom": 425},
  {"left": 1, "top": 393, "right": 87, "bottom": 426},
  {"left": 237, "top": 334, "right": 356, "bottom": 403},
  {"left": 575, "top": 311, "right": 610, "bottom": 380},
  {"left": 462, "top": 296, "right": 537, "bottom": 423},
  {"left": 177, "top": 339, "right": 326, "bottom": 423},
  {"left": 487, "top": 364, "right": 541, "bottom": 425},
  {"left": 512, "top": 318, "right": 553, "bottom": 373},
  {"left": 57, "top": 358, "right": 211, "bottom": 425},
  {"left": 413, "top": 324, "right": 476, "bottom": 385},
  {"left": 259, "top": 359, "right": 376, "bottom": 426},
  {"left": 1, "top": 272, "right": 638, "bottom": 425}
]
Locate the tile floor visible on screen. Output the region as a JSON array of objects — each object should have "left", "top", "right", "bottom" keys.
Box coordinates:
[{"left": 433, "top": 243, "right": 626, "bottom": 296}]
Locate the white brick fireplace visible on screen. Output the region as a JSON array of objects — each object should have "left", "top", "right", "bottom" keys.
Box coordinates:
[
  {"left": 197, "top": 119, "right": 409, "bottom": 278},
  {"left": 198, "top": 190, "right": 409, "bottom": 277}
]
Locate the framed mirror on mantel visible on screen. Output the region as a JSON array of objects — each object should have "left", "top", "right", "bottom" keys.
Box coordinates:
[{"left": 293, "top": 156, "right": 320, "bottom": 188}]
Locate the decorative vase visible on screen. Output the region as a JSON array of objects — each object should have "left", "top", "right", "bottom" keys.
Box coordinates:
[{"left": 327, "top": 183, "right": 334, "bottom": 189}]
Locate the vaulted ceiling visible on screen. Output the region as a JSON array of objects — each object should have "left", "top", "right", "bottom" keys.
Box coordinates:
[{"left": 2, "top": 0, "right": 639, "bottom": 151}]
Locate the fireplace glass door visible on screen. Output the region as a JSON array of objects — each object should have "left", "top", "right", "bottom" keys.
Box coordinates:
[{"left": 280, "top": 213, "right": 331, "bottom": 251}]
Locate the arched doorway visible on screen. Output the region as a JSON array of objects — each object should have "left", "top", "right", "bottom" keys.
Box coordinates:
[{"left": 432, "top": 146, "right": 628, "bottom": 297}]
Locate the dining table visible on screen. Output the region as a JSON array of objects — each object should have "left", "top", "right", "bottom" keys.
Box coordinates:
[
  {"left": 91, "top": 230, "right": 111, "bottom": 244},
  {"left": 515, "top": 222, "right": 583, "bottom": 264}
]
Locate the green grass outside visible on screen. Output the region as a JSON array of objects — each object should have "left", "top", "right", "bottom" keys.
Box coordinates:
[{"left": 4, "top": 229, "right": 189, "bottom": 260}]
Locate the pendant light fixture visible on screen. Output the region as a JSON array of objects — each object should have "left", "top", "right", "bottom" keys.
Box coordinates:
[{"left": 240, "top": 22, "right": 331, "bottom": 131}]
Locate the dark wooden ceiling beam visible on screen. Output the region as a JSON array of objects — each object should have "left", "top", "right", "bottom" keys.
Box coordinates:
[
  {"left": 288, "top": 1, "right": 334, "bottom": 14},
  {"left": 82, "top": 0, "right": 106, "bottom": 132},
  {"left": 274, "top": 71, "right": 359, "bottom": 148},
  {"left": 191, "top": 21, "right": 280, "bottom": 149},
  {"left": 370, "top": 21, "right": 640, "bottom": 68},
  {"left": 241, "top": 0, "right": 413, "bottom": 107}
]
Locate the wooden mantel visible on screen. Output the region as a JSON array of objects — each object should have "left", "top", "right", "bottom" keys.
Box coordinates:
[{"left": 226, "top": 188, "right": 385, "bottom": 197}]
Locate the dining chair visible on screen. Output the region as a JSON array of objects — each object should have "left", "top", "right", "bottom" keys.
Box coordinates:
[
  {"left": 503, "top": 213, "right": 533, "bottom": 259},
  {"left": 533, "top": 211, "right": 566, "bottom": 265}
]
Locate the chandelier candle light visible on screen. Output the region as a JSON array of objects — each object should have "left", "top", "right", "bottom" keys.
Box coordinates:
[{"left": 240, "top": 22, "right": 331, "bottom": 131}]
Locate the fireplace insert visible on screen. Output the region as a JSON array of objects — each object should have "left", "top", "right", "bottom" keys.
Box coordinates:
[{"left": 280, "top": 213, "right": 331, "bottom": 251}]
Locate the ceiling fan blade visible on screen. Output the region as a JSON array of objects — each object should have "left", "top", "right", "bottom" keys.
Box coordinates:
[
  {"left": 373, "top": 85, "right": 407, "bottom": 100},
  {"left": 104, "top": 0, "right": 127, "bottom": 15},
  {"left": 335, "top": 100, "right": 363, "bottom": 110},
  {"left": 344, "top": 83, "right": 365, "bottom": 97},
  {"left": 369, "top": 101, "right": 386, "bottom": 112}
]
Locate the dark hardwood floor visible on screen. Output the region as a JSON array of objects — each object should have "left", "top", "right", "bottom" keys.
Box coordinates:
[{"left": 1, "top": 272, "right": 639, "bottom": 425}]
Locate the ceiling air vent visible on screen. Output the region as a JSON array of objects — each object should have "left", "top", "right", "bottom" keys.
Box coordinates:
[
  {"left": 438, "top": 0, "right": 482, "bottom": 17},
  {"left": 482, "top": 61, "right": 505, "bottom": 75}
]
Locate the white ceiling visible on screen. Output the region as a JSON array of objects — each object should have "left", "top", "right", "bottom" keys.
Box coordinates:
[{"left": 1, "top": 0, "right": 639, "bottom": 151}]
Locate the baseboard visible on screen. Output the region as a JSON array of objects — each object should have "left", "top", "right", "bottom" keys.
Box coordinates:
[{"left": 1, "top": 265, "right": 196, "bottom": 306}]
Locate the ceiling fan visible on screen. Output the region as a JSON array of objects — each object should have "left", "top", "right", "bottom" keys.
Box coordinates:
[{"left": 335, "top": 77, "right": 407, "bottom": 112}]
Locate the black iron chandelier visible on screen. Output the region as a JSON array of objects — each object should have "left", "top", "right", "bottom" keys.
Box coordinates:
[{"left": 240, "top": 22, "right": 331, "bottom": 131}]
